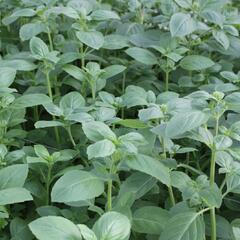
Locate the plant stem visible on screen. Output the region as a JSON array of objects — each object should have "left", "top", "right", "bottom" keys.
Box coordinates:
[
  {"left": 210, "top": 117, "right": 219, "bottom": 240},
  {"left": 47, "top": 27, "right": 54, "bottom": 52},
  {"left": 210, "top": 152, "right": 216, "bottom": 184},
  {"left": 168, "top": 186, "right": 176, "bottom": 206},
  {"left": 46, "top": 164, "right": 52, "bottom": 205},
  {"left": 67, "top": 126, "right": 76, "bottom": 147},
  {"left": 46, "top": 71, "right": 53, "bottom": 100},
  {"left": 47, "top": 26, "right": 60, "bottom": 100},
  {"left": 162, "top": 137, "right": 166, "bottom": 158},
  {"left": 210, "top": 149, "right": 217, "bottom": 240},
  {"left": 33, "top": 106, "right": 39, "bottom": 122},
  {"left": 121, "top": 72, "right": 126, "bottom": 119},
  {"left": 80, "top": 45, "right": 85, "bottom": 68},
  {"left": 107, "top": 178, "right": 112, "bottom": 211},
  {"left": 165, "top": 70, "right": 169, "bottom": 91},
  {"left": 46, "top": 71, "right": 60, "bottom": 146},
  {"left": 215, "top": 117, "right": 219, "bottom": 136},
  {"left": 91, "top": 83, "right": 96, "bottom": 101},
  {"left": 177, "top": 163, "right": 204, "bottom": 175},
  {"left": 107, "top": 157, "right": 115, "bottom": 211},
  {"left": 161, "top": 137, "right": 175, "bottom": 206},
  {"left": 220, "top": 176, "right": 227, "bottom": 191},
  {"left": 210, "top": 208, "right": 217, "bottom": 240}
]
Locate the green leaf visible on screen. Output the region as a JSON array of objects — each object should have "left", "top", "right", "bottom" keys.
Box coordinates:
[
  {"left": 93, "top": 212, "right": 131, "bottom": 240},
  {"left": 160, "top": 212, "right": 205, "bottom": 240},
  {"left": 30, "top": 37, "right": 49, "bottom": 59},
  {"left": 125, "top": 47, "right": 158, "bottom": 65},
  {"left": 116, "top": 119, "right": 148, "bottom": 129},
  {"left": 0, "top": 188, "right": 33, "bottom": 205},
  {"left": 0, "top": 164, "right": 28, "bottom": 189},
  {"left": 123, "top": 85, "right": 148, "bottom": 107},
  {"left": 56, "top": 149, "right": 78, "bottom": 162},
  {"left": 171, "top": 171, "right": 191, "bottom": 190},
  {"left": 87, "top": 139, "right": 116, "bottom": 159},
  {"left": 103, "top": 35, "right": 129, "bottom": 50},
  {"left": 132, "top": 206, "right": 170, "bottom": 234},
  {"left": 199, "top": 184, "right": 222, "bottom": 208},
  {"left": 43, "top": 103, "right": 63, "bottom": 116},
  {"left": 226, "top": 173, "right": 240, "bottom": 194},
  {"left": 119, "top": 132, "right": 146, "bottom": 146},
  {"left": 82, "top": 121, "right": 117, "bottom": 142},
  {"left": 90, "top": 10, "right": 120, "bottom": 21},
  {"left": 12, "top": 94, "right": 51, "bottom": 108},
  {"left": 2, "top": 8, "right": 36, "bottom": 25},
  {"left": 51, "top": 170, "right": 104, "bottom": 202},
  {"left": 102, "top": 65, "right": 126, "bottom": 79},
  {"left": 0, "top": 67, "right": 16, "bottom": 87},
  {"left": 76, "top": 31, "right": 104, "bottom": 50},
  {"left": 35, "top": 121, "right": 65, "bottom": 128},
  {"left": 29, "top": 216, "right": 81, "bottom": 240},
  {"left": 225, "top": 92, "right": 240, "bottom": 112},
  {"left": 78, "top": 224, "right": 97, "bottom": 240},
  {"left": 0, "top": 144, "right": 7, "bottom": 159},
  {"left": 232, "top": 219, "right": 240, "bottom": 240},
  {"left": 139, "top": 106, "right": 163, "bottom": 122},
  {"left": 170, "top": 13, "right": 195, "bottom": 37},
  {"left": 220, "top": 71, "right": 239, "bottom": 82},
  {"left": 59, "top": 92, "right": 85, "bottom": 114},
  {"left": 47, "top": 7, "right": 79, "bottom": 19},
  {"left": 63, "top": 65, "right": 84, "bottom": 81},
  {"left": 34, "top": 145, "right": 50, "bottom": 160},
  {"left": 213, "top": 30, "right": 230, "bottom": 50},
  {"left": 0, "top": 60, "right": 36, "bottom": 71},
  {"left": 214, "top": 135, "right": 232, "bottom": 150},
  {"left": 174, "top": 0, "right": 192, "bottom": 8},
  {"left": 201, "top": 10, "right": 224, "bottom": 26},
  {"left": 66, "top": 112, "right": 93, "bottom": 123},
  {"left": 180, "top": 55, "right": 215, "bottom": 71},
  {"left": 10, "top": 217, "right": 34, "bottom": 240},
  {"left": 125, "top": 154, "right": 170, "bottom": 186},
  {"left": 118, "top": 172, "right": 157, "bottom": 200},
  {"left": 166, "top": 111, "right": 209, "bottom": 138},
  {"left": 20, "top": 23, "right": 46, "bottom": 41}
]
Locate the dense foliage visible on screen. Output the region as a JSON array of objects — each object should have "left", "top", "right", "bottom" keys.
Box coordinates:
[{"left": 1, "top": 0, "right": 240, "bottom": 239}]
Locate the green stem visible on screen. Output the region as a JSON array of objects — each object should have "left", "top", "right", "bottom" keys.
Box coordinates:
[
  {"left": 185, "top": 152, "right": 190, "bottom": 174},
  {"left": 46, "top": 164, "right": 52, "bottom": 205},
  {"left": 222, "top": 191, "right": 228, "bottom": 198},
  {"left": 210, "top": 117, "right": 219, "bottom": 240},
  {"left": 121, "top": 72, "right": 126, "bottom": 119},
  {"left": 162, "top": 137, "right": 166, "bottom": 158},
  {"left": 46, "top": 71, "right": 60, "bottom": 146},
  {"left": 81, "top": 80, "right": 87, "bottom": 98},
  {"left": 91, "top": 83, "right": 96, "bottom": 101},
  {"left": 210, "top": 149, "right": 217, "bottom": 240},
  {"left": 220, "top": 176, "right": 227, "bottom": 191},
  {"left": 80, "top": 45, "right": 85, "bottom": 68},
  {"left": 107, "top": 157, "right": 115, "bottom": 211},
  {"left": 46, "top": 71, "right": 53, "bottom": 100},
  {"left": 168, "top": 186, "right": 176, "bottom": 206},
  {"left": 161, "top": 137, "right": 175, "bottom": 206},
  {"left": 177, "top": 164, "right": 204, "bottom": 175},
  {"left": 210, "top": 208, "right": 217, "bottom": 240},
  {"left": 33, "top": 106, "right": 39, "bottom": 122},
  {"left": 47, "top": 27, "right": 54, "bottom": 51},
  {"left": 47, "top": 26, "right": 60, "bottom": 100},
  {"left": 165, "top": 70, "right": 169, "bottom": 91},
  {"left": 107, "top": 179, "right": 112, "bottom": 211},
  {"left": 67, "top": 126, "right": 76, "bottom": 147},
  {"left": 215, "top": 117, "right": 219, "bottom": 136}
]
